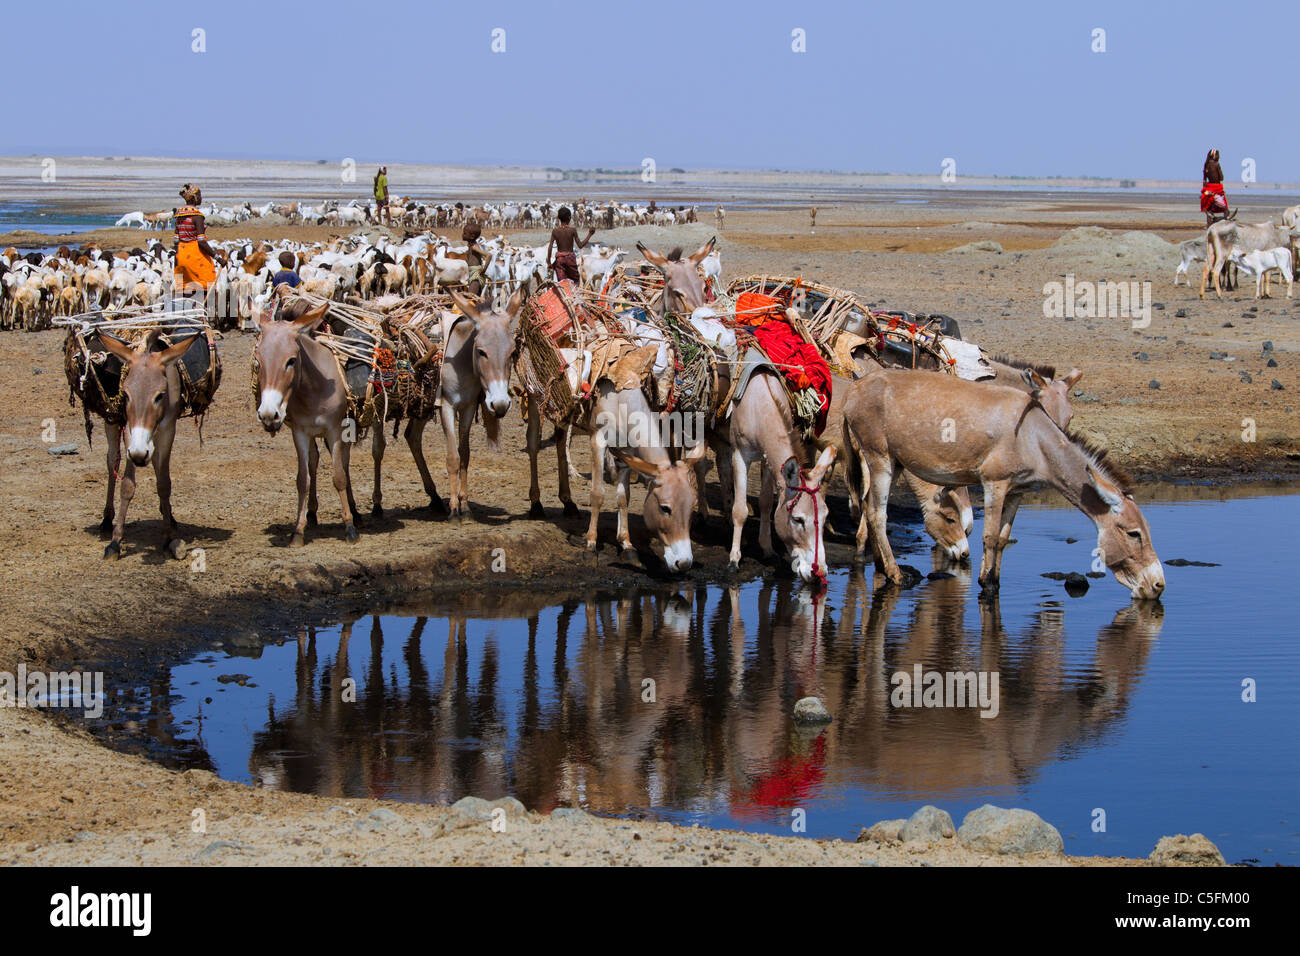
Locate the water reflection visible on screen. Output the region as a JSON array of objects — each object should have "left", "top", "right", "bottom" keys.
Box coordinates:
[{"left": 235, "top": 567, "right": 1163, "bottom": 820}]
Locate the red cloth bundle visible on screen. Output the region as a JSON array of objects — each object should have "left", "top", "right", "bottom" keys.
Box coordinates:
[{"left": 751, "top": 317, "right": 833, "bottom": 435}]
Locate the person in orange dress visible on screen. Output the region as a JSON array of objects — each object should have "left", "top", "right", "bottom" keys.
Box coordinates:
[{"left": 172, "top": 183, "right": 218, "bottom": 297}]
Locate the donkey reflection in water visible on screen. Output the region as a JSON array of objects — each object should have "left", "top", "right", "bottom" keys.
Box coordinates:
[{"left": 842, "top": 367, "right": 1164, "bottom": 599}]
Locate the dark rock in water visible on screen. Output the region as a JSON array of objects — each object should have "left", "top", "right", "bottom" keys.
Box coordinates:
[
  {"left": 927, "top": 571, "right": 956, "bottom": 581},
  {"left": 1149, "top": 380, "right": 1161, "bottom": 390},
  {"left": 1239, "top": 371, "right": 1253, "bottom": 384},
  {"left": 1065, "top": 537, "right": 1078, "bottom": 544},
  {"left": 1086, "top": 571, "right": 1106, "bottom": 579},
  {"left": 1063, "top": 573, "right": 1089, "bottom": 597},
  {"left": 1040, "top": 571, "right": 1069, "bottom": 580},
  {"left": 1267, "top": 358, "right": 1278, "bottom": 368},
  {"left": 47, "top": 444, "right": 78, "bottom": 456},
  {"left": 1165, "top": 558, "right": 1220, "bottom": 567},
  {"left": 216, "top": 673, "right": 251, "bottom": 686},
  {"left": 1272, "top": 380, "right": 1285, "bottom": 391},
  {"left": 898, "top": 565, "right": 923, "bottom": 588}
]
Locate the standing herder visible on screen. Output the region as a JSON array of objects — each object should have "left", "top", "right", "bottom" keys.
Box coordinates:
[
  {"left": 715, "top": 204, "right": 725, "bottom": 233},
  {"left": 1200, "top": 150, "right": 1234, "bottom": 226},
  {"left": 461, "top": 221, "right": 492, "bottom": 296},
  {"left": 809, "top": 205, "right": 817, "bottom": 234},
  {"left": 172, "top": 183, "right": 218, "bottom": 312},
  {"left": 547, "top": 206, "right": 596, "bottom": 285},
  {"left": 373, "top": 166, "right": 391, "bottom": 226}
]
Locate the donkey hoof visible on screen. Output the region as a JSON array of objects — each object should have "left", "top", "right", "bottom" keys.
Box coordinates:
[
  {"left": 620, "top": 547, "right": 638, "bottom": 563},
  {"left": 371, "top": 505, "right": 384, "bottom": 519},
  {"left": 290, "top": 533, "right": 306, "bottom": 548},
  {"left": 306, "top": 511, "right": 319, "bottom": 527},
  {"left": 562, "top": 501, "right": 580, "bottom": 518},
  {"left": 427, "top": 497, "right": 449, "bottom": 517},
  {"left": 344, "top": 525, "right": 359, "bottom": 543},
  {"left": 102, "top": 541, "right": 122, "bottom": 560},
  {"left": 528, "top": 501, "right": 546, "bottom": 520},
  {"left": 165, "top": 539, "right": 187, "bottom": 561},
  {"left": 727, "top": 560, "right": 740, "bottom": 573},
  {"left": 584, "top": 539, "right": 598, "bottom": 553}
]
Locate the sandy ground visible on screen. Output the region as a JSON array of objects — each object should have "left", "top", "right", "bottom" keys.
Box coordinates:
[{"left": 2, "top": 186, "right": 1296, "bottom": 866}]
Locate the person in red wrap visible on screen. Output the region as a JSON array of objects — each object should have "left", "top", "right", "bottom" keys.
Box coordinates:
[{"left": 1200, "top": 149, "right": 1234, "bottom": 225}]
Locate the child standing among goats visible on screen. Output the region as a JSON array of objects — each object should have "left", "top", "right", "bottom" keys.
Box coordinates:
[{"left": 548, "top": 207, "right": 596, "bottom": 284}]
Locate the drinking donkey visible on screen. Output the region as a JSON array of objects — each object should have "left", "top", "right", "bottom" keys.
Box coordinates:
[{"left": 842, "top": 367, "right": 1164, "bottom": 599}]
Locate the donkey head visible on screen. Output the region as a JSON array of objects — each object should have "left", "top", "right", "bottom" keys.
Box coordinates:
[
  {"left": 254, "top": 301, "right": 329, "bottom": 432},
  {"left": 100, "top": 330, "right": 200, "bottom": 466},
  {"left": 450, "top": 288, "right": 523, "bottom": 418},
  {"left": 774, "top": 445, "right": 838, "bottom": 586},
  {"left": 637, "top": 238, "right": 716, "bottom": 314},
  {"left": 1084, "top": 465, "right": 1165, "bottom": 600},
  {"left": 615, "top": 443, "right": 707, "bottom": 572},
  {"left": 1022, "top": 367, "right": 1083, "bottom": 430},
  {"left": 924, "top": 486, "right": 972, "bottom": 561}
]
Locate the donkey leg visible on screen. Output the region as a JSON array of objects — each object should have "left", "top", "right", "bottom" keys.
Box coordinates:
[
  {"left": 306, "top": 438, "right": 320, "bottom": 527},
  {"left": 154, "top": 421, "right": 185, "bottom": 559},
  {"left": 525, "top": 399, "right": 545, "bottom": 518},
  {"left": 292, "top": 430, "right": 313, "bottom": 547},
  {"left": 614, "top": 468, "right": 634, "bottom": 557},
  {"left": 854, "top": 451, "right": 872, "bottom": 558},
  {"left": 405, "top": 417, "right": 446, "bottom": 515},
  {"left": 101, "top": 422, "right": 121, "bottom": 534},
  {"left": 757, "top": 463, "right": 776, "bottom": 559},
  {"left": 105, "top": 458, "right": 137, "bottom": 559},
  {"left": 865, "top": 460, "right": 901, "bottom": 584},
  {"left": 989, "top": 491, "right": 1022, "bottom": 581},
  {"left": 332, "top": 431, "right": 358, "bottom": 542},
  {"left": 727, "top": 449, "right": 748, "bottom": 571},
  {"left": 455, "top": 403, "right": 474, "bottom": 519},
  {"left": 977, "top": 480, "right": 1011, "bottom": 592},
  {"left": 370, "top": 424, "right": 386, "bottom": 517},
  {"left": 557, "top": 425, "right": 579, "bottom": 517},
  {"left": 440, "top": 403, "right": 464, "bottom": 520},
  {"left": 584, "top": 430, "right": 606, "bottom": 551}
]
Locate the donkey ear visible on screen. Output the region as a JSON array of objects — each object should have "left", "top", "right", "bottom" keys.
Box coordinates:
[
  {"left": 450, "top": 289, "right": 480, "bottom": 319},
  {"left": 1087, "top": 465, "right": 1124, "bottom": 513},
  {"left": 1062, "top": 368, "right": 1083, "bottom": 389},
  {"left": 612, "top": 448, "right": 663, "bottom": 480},
  {"left": 637, "top": 242, "right": 668, "bottom": 269},
  {"left": 291, "top": 302, "right": 329, "bottom": 332},
  {"left": 142, "top": 328, "right": 164, "bottom": 353},
  {"left": 688, "top": 236, "right": 717, "bottom": 266},
  {"left": 780, "top": 456, "right": 802, "bottom": 489},
  {"left": 809, "top": 443, "right": 838, "bottom": 483},
  {"left": 506, "top": 287, "right": 525, "bottom": 317},
  {"left": 99, "top": 333, "right": 137, "bottom": 364},
  {"left": 1021, "top": 366, "right": 1047, "bottom": 393},
  {"left": 157, "top": 333, "right": 201, "bottom": 366}
]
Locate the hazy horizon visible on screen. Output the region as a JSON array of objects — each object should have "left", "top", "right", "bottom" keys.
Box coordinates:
[{"left": 4, "top": 0, "right": 1296, "bottom": 181}]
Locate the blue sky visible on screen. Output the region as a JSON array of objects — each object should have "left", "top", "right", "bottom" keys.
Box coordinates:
[{"left": 4, "top": 0, "right": 1295, "bottom": 180}]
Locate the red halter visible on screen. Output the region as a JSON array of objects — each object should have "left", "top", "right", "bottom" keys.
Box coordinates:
[{"left": 786, "top": 476, "right": 828, "bottom": 590}]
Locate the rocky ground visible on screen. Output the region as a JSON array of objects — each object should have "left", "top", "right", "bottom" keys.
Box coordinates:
[{"left": 2, "top": 188, "right": 1293, "bottom": 866}]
